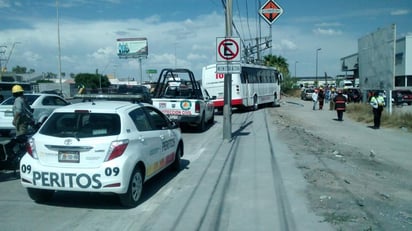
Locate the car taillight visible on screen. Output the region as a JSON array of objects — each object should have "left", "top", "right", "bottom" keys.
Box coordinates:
[
  {"left": 105, "top": 139, "right": 129, "bottom": 161},
  {"left": 195, "top": 102, "right": 200, "bottom": 113},
  {"left": 27, "top": 137, "right": 38, "bottom": 159}
]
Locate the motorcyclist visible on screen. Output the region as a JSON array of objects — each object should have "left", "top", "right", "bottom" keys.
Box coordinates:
[{"left": 12, "top": 85, "right": 34, "bottom": 136}]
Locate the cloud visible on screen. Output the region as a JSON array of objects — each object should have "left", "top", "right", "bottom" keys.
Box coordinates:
[
  {"left": 390, "top": 9, "right": 409, "bottom": 16},
  {"left": 313, "top": 28, "right": 342, "bottom": 36},
  {"left": 0, "top": 0, "right": 11, "bottom": 8},
  {"left": 315, "top": 22, "right": 342, "bottom": 27},
  {"left": 279, "top": 39, "right": 297, "bottom": 50}
]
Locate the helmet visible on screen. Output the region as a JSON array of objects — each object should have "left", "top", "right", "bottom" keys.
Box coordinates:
[{"left": 12, "top": 85, "right": 24, "bottom": 93}]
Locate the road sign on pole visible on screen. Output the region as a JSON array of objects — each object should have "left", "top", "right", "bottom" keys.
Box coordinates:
[
  {"left": 216, "top": 62, "right": 241, "bottom": 74},
  {"left": 216, "top": 37, "right": 241, "bottom": 62},
  {"left": 259, "top": 0, "right": 283, "bottom": 25}
]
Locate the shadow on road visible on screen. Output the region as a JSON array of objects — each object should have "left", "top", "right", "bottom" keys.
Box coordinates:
[{"left": 0, "top": 170, "right": 20, "bottom": 182}]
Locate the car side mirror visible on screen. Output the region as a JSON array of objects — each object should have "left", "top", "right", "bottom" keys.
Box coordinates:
[{"left": 170, "top": 121, "right": 179, "bottom": 129}]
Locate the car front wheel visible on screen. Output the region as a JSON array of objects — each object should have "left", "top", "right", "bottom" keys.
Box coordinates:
[{"left": 119, "top": 167, "right": 143, "bottom": 208}]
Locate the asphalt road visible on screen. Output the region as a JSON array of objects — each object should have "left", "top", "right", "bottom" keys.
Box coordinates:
[{"left": 0, "top": 107, "right": 333, "bottom": 231}]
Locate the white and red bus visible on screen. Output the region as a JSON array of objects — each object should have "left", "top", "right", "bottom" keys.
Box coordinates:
[{"left": 201, "top": 63, "right": 282, "bottom": 111}]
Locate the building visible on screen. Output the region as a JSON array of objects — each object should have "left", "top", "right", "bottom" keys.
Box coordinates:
[{"left": 340, "top": 34, "right": 412, "bottom": 89}]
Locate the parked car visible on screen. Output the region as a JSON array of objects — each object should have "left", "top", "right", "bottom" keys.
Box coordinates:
[
  {"left": 392, "top": 89, "right": 412, "bottom": 105},
  {"left": 20, "top": 101, "right": 183, "bottom": 208},
  {"left": 0, "top": 93, "right": 70, "bottom": 136},
  {"left": 343, "top": 87, "right": 362, "bottom": 103},
  {"left": 41, "top": 89, "right": 65, "bottom": 98},
  {"left": 301, "top": 88, "right": 315, "bottom": 101}
]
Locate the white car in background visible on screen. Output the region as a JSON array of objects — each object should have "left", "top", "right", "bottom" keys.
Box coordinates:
[
  {"left": 0, "top": 93, "right": 70, "bottom": 137},
  {"left": 20, "top": 101, "right": 184, "bottom": 208}
]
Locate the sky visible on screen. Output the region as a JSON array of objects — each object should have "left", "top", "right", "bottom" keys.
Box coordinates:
[{"left": 0, "top": 0, "right": 411, "bottom": 82}]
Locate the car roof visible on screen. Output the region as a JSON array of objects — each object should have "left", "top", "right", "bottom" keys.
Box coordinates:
[
  {"left": 4, "top": 93, "right": 65, "bottom": 99},
  {"left": 52, "top": 100, "right": 149, "bottom": 113},
  {"left": 1, "top": 93, "right": 67, "bottom": 105}
]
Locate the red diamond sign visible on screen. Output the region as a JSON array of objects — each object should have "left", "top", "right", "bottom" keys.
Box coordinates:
[{"left": 259, "top": 0, "right": 283, "bottom": 25}]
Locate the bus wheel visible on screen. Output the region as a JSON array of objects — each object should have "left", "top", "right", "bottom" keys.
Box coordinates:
[{"left": 271, "top": 93, "right": 280, "bottom": 107}]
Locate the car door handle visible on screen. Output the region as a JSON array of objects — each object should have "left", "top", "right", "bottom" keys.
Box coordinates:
[
  {"left": 160, "top": 134, "right": 165, "bottom": 140},
  {"left": 138, "top": 136, "right": 145, "bottom": 142}
]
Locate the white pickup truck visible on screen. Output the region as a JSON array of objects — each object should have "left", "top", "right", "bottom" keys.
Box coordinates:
[{"left": 151, "top": 68, "right": 214, "bottom": 131}]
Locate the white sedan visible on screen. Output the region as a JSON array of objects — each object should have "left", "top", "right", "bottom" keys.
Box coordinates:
[
  {"left": 0, "top": 93, "right": 70, "bottom": 136},
  {"left": 20, "top": 101, "right": 184, "bottom": 208}
]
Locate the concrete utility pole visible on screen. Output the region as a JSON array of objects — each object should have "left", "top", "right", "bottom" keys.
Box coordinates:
[
  {"left": 56, "top": 0, "right": 63, "bottom": 93},
  {"left": 223, "top": 0, "right": 233, "bottom": 140}
]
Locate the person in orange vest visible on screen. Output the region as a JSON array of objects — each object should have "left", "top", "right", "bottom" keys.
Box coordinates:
[{"left": 333, "top": 89, "right": 347, "bottom": 121}]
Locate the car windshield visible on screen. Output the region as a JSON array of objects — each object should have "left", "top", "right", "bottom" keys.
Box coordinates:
[
  {"left": 1, "top": 94, "right": 40, "bottom": 106},
  {"left": 39, "top": 112, "right": 121, "bottom": 138}
]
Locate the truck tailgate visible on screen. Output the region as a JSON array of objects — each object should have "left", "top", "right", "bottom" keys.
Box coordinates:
[{"left": 152, "top": 98, "right": 197, "bottom": 120}]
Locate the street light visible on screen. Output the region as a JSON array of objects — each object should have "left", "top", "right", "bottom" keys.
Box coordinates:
[
  {"left": 294, "top": 61, "right": 298, "bottom": 78},
  {"left": 316, "top": 48, "right": 321, "bottom": 87}
]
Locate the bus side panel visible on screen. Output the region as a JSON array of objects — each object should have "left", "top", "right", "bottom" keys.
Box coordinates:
[{"left": 201, "top": 64, "right": 281, "bottom": 109}]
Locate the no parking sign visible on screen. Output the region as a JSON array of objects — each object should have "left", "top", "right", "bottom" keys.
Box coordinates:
[{"left": 216, "top": 37, "right": 241, "bottom": 62}]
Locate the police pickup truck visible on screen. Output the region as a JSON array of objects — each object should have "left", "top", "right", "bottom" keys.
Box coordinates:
[{"left": 151, "top": 68, "right": 214, "bottom": 131}]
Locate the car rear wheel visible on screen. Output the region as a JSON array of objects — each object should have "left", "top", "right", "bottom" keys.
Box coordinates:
[
  {"left": 119, "top": 167, "right": 143, "bottom": 208},
  {"left": 27, "top": 188, "right": 54, "bottom": 203},
  {"left": 171, "top": 143, "right": 183, "bottom": 171},
  {"left": 198, "top": 113, "right": 206, "bottom": 132}
]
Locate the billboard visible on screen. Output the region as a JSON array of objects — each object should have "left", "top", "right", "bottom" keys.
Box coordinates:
[
  {"left": 117, "top": 37, "right": 148, "bottom": 58},
  {"left": 358, "top": 24, "right": 396, "bottom": 91}
]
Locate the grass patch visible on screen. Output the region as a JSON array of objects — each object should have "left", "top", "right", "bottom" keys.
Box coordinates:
[{"left": 346, "top": 103, "right": 412, "bottom": 131}]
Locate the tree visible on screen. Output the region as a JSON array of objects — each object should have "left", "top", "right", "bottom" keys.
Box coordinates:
[
  {"left": 263, "top": 54, "right": 297, "bottom": 92},
  {"left": 12, "top": 65, "right": 27, "bottom": 73},
  {"left": 74, "top": 73, "right": 110, "bottom": 90},
  {"left": 263, "top": 54, "right": 289, "bottom": 76}
]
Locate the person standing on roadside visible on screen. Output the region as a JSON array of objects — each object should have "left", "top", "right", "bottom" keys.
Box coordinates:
[
  {"left": 12, "top": 85, "right": 33, "bottom": 136},
  {"left": 329, "top": 88, "right": 336, "bottom": 110},
  {"left": 333, "top": 89, "right": 347, "bottom": 121},
  {"left": 325, "top": 87, "right": 331, "bottom": 104},
  {"left": 318, "top": 87, "right": 325, "bottom": 110},
  {"left": 370, "top": 91, "right": 385, "bottom": 129},
  {"left": 312, "top": 89, "right": 318, "bottom": 110}
]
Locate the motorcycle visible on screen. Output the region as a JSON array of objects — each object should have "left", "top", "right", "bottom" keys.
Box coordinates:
[{"left": 0, "top": 123, "right": 40, "bottom": 175}]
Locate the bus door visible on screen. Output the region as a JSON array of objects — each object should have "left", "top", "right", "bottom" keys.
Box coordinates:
[{"left": 241, "top": 71, "right": 250, "bottom": 106}]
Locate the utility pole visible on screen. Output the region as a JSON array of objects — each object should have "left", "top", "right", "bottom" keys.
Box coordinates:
[
  {"left": 223, "top": 0, "right": 233, "bottom": 140},
  {"left": 56, "top": 0, "right": 63, "bottom": 93}
]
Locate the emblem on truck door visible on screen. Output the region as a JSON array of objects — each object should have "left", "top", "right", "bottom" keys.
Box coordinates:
[{"left": 180, "top": 100, "right": 192, "bottom": 110}]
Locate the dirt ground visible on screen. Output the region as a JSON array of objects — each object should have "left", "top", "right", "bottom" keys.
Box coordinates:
[{"left": 269, "top": 96, "right": 412, "bottom": 231}]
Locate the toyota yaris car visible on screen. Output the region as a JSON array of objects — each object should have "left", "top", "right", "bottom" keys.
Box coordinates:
[{"left": 20, "top": 101, "right": 183, "bottom": 208}]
